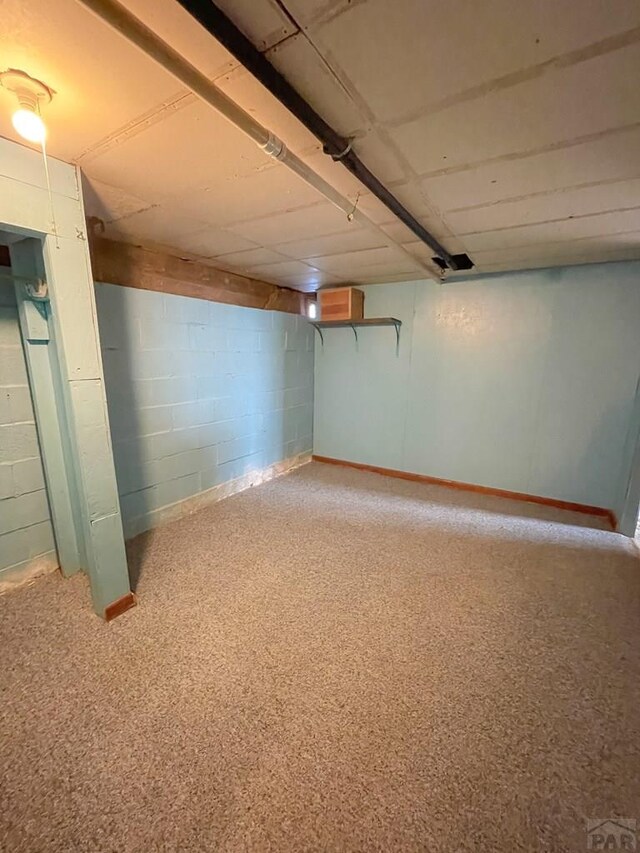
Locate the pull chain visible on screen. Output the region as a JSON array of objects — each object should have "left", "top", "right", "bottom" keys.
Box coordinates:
[{"left": 40, "top": 137, "right": 59, "bottom": 249}]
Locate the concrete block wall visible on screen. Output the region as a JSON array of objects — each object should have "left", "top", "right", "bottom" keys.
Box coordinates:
[
  {"left": 0, "top": 284, "right": 57, "bottom": 583},
  {"left": 95, "top": 283, "right": 314, "bottom": 537}
]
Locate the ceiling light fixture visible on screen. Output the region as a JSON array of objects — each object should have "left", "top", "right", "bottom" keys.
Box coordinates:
[
  {"left": 1, "top": 68, "right": 59, "bottom": 247},
  {"left": 1, "top": 69, "right": 52, "bottom": 144}
]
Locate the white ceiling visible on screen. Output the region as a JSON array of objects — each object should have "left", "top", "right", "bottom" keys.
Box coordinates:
[{"left": 1, "top": 0, "right": 639, "bottom": 289}]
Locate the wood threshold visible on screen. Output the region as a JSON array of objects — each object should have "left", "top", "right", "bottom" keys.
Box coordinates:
[
  {"left": 312, "top": 455, "right": 617, "bottom": 530},
  {"left": 104, "top": 591, "right": 137, "bottom": 622}
]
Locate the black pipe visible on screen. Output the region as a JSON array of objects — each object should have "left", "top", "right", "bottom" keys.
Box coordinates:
[{"left": 174, "top": 0, "right": 473, "bottom": 272}]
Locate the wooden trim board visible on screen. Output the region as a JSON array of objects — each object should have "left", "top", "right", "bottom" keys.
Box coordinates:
[
  {"left": 104, "top": 591, "right": 137, "bottom": 622},
  {"left": 312, "top": 455, "right": 617, "bottom": 530},
  {"left": 88, "top": 232, "right": 310, "bottom": 316}
]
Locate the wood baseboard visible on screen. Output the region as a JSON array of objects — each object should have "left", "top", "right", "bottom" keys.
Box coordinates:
[
  {"left": 104, "top": 591, "right": 137, "bottom": 622},
  {"left": 312, "top": 455, "right": 617, "bottom": 530}
]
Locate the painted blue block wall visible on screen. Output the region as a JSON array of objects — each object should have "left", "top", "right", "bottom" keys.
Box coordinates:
[
  {"left": 314, "top": 261, "right": 640, "bottom": 512},
  {"left": 0, "top": 284, "right": 57, "bottom": 580},
  {"left": 95, "top": 283, "right": 314, "bottom": 537}
]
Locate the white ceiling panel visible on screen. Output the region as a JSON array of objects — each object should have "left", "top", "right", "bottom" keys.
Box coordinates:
[
  {"left": 471, "top": 230, "right": 640, "bottom": 262},
  {"left": 346, "top": 271, "right": 421, "bottom": 286},
  {"left": 421, "top": 125, "right": 640, "bottom": 211},
  {"left": 214, "top": 247, "right": 290, "bottom": 268},
  {"left": 247, "top": 259, "right": 321, "bottom": 283},
  {"left": 111, "top": 228, "right": 259, "bottom": 262},
  {"left": 306, "top": 0, "right": 640, "bottom": 124},
  {"left": 348, "top": 264, "right": 421, "bottom": 283},
  {"left": 475, "top": 245, "right": 640, "bottom": 274},
  {"left": 83, "top": 100, "right": 271, "bottom": 204},
  {"left": 391, "top": 43, "right": 640, "bottom": 175},
  {"left": 306, "top": 245, "right": 420, "bottom": 276},
  {"left": 379, "top": 219, "right": 424, "bottom": 245},
  {"left": 164, "top": 229, "right": 259, "bottom": 259},
  {"left": 297, "top": 150, "right": 365, "bottom": 199},
  {"left": 402, "top": 238, "right": 468, "bottom": 262},
  {"left": 379, "top": 226, "right": 469, "bottom": 261},
  {"left": 350, "top": 133, "right": 410, "bottom": 184},
  {"left": 446, "top": 178, "right": 640, "bottom": 234},
  {"left": 381, "top": 183, "right": 461, "bottom": 241},
  {"left": 275, "top": 0, "right": 348, "bottom": 27},
  {"left": 251, "top": 260, "right": 318, "bottom": 281},
  {"left": 227, "top": 202, "right": 353, "bottom": 245},
  {"left": 166, "top": 162, "right": 324, "bottom": 227},
  {"left": 461, "top": 209, "right": 640, "bottom": 252},
  {"left": 210, "top": 0, "right": 295, "bottom": 51},
  {"left": 355, "top": 193, "right": 400, "bottom": 225},
  {"left": 273, "top": 228, "right": 386, "bottom": 260},
  {"left": 103, "top": 206, "right": 214, "bottom": 246}
]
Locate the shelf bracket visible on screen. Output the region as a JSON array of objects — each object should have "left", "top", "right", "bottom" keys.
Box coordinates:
[
  {"left": 392, "top": 319, "right": 401, "bottom": 351},
  {"left": 309, "top": 317, "right": 401, "bottom": 352}
]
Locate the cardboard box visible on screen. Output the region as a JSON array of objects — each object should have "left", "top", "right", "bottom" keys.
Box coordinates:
[{"left": 318, "top": 287, "right": 364, "bottom": 321}]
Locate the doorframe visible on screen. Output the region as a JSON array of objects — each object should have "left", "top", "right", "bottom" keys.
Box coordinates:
[
  {"left": 617, "top": 374, "right": 640, "bottom": 537},
  {"left": 0, "top": 137, "right": 132, "bottom": 618},
  {"left": 9, "top": 237, "right": 85, "bottom": 577}
]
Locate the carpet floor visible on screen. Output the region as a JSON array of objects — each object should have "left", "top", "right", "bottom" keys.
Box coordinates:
[{"left": 1, "top": 461, "right": 639, "bottom": 852}]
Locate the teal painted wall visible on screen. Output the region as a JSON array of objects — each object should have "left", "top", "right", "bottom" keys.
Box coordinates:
[
  {"left": 95, "top": 283, "right": 314, "bottom": 537},
  {"left": 0, "top": 283, "right": 57, "bottom": 581},
  {"left": 2, "top": 137, "right": 131, "bottom": 615},
  {"left": 314, "top": 261, "right": 640, "bottom": 513}
]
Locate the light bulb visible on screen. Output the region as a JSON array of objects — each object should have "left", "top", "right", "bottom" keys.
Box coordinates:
[{"left": 12, "top": 108, "right": 46, "bottom": 143}]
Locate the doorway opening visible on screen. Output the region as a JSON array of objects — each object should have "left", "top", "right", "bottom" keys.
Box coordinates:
[{"left": 0, "top": 241, "right": 58, "bottom": 591}]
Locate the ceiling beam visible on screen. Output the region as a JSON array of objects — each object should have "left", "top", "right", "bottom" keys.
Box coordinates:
[{"left": 88, "top": 233, "right": 310, "bottom": 315}]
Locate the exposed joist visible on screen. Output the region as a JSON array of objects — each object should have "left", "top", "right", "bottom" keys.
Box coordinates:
[{"left": 88, "top": 234, "right": 309, "bottom": 315}]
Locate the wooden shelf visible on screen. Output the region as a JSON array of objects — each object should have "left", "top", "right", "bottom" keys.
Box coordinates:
[{"left": 310, "top": 317, "right": 402, "bottom": 347}]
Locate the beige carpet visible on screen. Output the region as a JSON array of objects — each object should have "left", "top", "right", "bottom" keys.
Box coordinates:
[{"left": 1, "top": 462, "right": 639, "bottom": 852}]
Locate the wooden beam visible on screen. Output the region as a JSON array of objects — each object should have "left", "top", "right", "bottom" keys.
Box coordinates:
[{"left": 88, "top": 233, "right": 309, "bottom": 316}]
